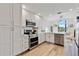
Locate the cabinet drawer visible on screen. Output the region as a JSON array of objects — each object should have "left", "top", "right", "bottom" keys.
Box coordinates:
[
  {"left": 23, "top": 43, "right": 29, "bottom": 51},
  {"left": 23, "top": 36, "right": 29, "bottom": 44}
]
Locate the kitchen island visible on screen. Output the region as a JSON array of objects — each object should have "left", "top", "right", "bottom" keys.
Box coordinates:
[{"left": 54, "top": 32, "right": 65, "bottom": 45}]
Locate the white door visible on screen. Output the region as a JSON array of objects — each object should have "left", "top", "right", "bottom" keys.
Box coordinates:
[{"left": 0, "top": 26, "right": 11, "bottom": 56}]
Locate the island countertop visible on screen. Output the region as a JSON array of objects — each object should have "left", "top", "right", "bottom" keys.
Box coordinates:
[{"left": 53, "top": 32, "right": 65, "bottom": 34}]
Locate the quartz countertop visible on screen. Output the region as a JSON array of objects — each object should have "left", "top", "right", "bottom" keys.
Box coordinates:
[
  {"left": 38, "top": 32, "right": 65, "bottom": 34},
  {"left": 53, "top": 32, "right": 65, "bottom": 34}
]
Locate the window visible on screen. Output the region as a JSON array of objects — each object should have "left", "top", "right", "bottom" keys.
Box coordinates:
[{"left": 58, "top": 19, "right": 68, "bottom": 32}]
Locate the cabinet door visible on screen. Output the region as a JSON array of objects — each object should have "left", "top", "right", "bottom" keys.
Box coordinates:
[
  {"left": 38, "top": 33, "right": 45, "bottom": 44},
  {"left": 38, "top": 33, "right": 42, "bottom": 44},
  {"left": 59, "top": 34, "right": 64, "bottom": 45},
  {"left": 42, "top": 33, "right": 45, "bottom": 42},
  {"left": 13, "top": 26, "right": 22, "bottom": 55},
  {"left": 22, "top": 36, "right": 29, "bottom": 51},
  {"left": 0, "top": 4, "right": 12, "bottom": 26},
  {"left": 46, "top": 33, "right": 50, "bottom": 42},
  {"left": 13, "top": 4, "right": 21, "bottom": 26},
  {"left": 54, "top": 34, "right": 59, "bottom": 44},
  {"left": 50, "top": 34, "right": 54, "bottom": 43},
  {"left": 0, "top": 27, "right": 11, "bottom": 56}
]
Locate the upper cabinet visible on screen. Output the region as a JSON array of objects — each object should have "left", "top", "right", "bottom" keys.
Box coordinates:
[
  {"left": 0, "top": 4, "right": 13, "bottom": 56},
  {"left": 22, "top": 5, "right": 42, "bottom": 27},
  {"left": 13, "top": 4, "right": 22, "bottom": 26},
  {"left": 0, "top": 4, "right": 12, "bottom": 26},
  {"left": 22, "top": 8, "right": 35, "bottom": 27}
]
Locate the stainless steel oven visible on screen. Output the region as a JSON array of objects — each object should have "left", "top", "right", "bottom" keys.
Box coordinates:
[{"left": 29, "top": 34, "right": 38, "bottom": 50}]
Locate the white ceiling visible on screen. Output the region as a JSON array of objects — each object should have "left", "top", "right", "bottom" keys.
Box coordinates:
[{"left": 23, "top": 3, "right": 79, "bottom": 17}]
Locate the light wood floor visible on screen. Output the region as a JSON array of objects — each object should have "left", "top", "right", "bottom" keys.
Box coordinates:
[{"left": 21, "top": 42, "right": 64, "bottom": 56}]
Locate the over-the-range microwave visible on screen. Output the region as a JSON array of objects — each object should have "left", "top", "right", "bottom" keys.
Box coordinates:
[{"left": 26, "top": 20, "right": 36, "bottom": 26}]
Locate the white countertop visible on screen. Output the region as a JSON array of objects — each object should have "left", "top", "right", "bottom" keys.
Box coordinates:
[
  {"left": 53, "top": 32, "right": 65, "bottom": 34},
  {"left": 38, "top": 32, "right": 65, "bottom": 34}
]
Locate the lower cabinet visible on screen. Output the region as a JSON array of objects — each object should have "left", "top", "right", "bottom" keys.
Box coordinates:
[
  {"left": 38, "top": 33, "right": 54, "bottom": 44},
  {"left": 54, "top": 34, "right": 64, "bottom": 45},
  {"left": 46, "top": 33, "right": 50, "bottom": 42},
  {"left": 0, "top": 27, "right": 12, "bottom": 56},
  {"left": 45, "top": 33, "right": 54, "bottom": 43},
  {"left": 49, "top": 33, "right": 54, "bottom": 43},
  {"left": 22, "top": 35, "right": 29, "bottom": 51},
  {"left": 38, "top": 33, "right": 45, "bottom": 44},
  {"left": 13, "top": 26, "right": 23, "bottom": 55}
]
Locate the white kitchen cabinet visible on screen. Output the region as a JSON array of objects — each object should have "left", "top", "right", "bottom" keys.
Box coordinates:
[
  {"left": 12, "top": 4, "right": 23, "bottom": 55},
  {"left": 46, "top": 33, "right": 50, "bottom": 42},
  {"left": 38, "top": 33, "right": 45, "bottom": 44},
  {"left": 0, "top": 4, "right": 13, "bottom": 56},
  {"left": 42, "top": 33, "right": 46, "bottom": 42},
  {"left": 22, "top": 35, "right": 29, "bottom": 51},
  {"left": 0, "top": 4, "right": 23, "bottom": 56},
  {"left": 49, "top": 33, "right": 54, "bottom": 43},
  {"left": 0, "top": 27, "right": 11, "bottom": 56},
  {"left": 45, "top": 33, "right": 54, "bottom": 43},
  {"left": 13, "top": 26, "right": 22, "bottom": 55},
  {"left": 13, "top": 4, "right": 22, "bottom": 26},
  {"left": 0, "top": 4, "right": 12, "bottom": 26}
]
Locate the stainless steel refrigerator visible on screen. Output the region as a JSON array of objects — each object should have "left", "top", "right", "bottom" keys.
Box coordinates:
[{"left": 74, "top": 23, "right": 79, "bottom": 56}]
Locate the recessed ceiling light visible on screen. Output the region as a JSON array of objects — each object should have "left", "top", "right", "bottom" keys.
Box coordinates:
[
  {"left": 69, "top": 9, "right": 73, "bottom": 11},
  {"left": 22, "top": 5, "right": 26, "bottom": 9},
  {"left": 76, "top": 7, "right": 79, "bottom": 9},
  {"left": 38, "top": 13, "right": 41, "bottom": 15}
]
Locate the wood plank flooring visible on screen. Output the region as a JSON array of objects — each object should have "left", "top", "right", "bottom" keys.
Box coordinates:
[{"left": 21, "top": 42, "right": 64, "bottom": 56}]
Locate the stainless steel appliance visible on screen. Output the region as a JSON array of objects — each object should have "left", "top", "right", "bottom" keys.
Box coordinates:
[
  {"left": 24, "top": 30, "right": 32, "bottom": 35},
  {"left": 26, "top": 20, "right": 36, "bottom": 27},
  {"left": 29, "top": 34, "right": 38, "bottom": 49},
  {"left": 74, "top": 23, "right": 79, "bottom": 56},
  {"left": 24, "top": 27, "right": 32, "bottom": 35},
  {"left": 24, "top": 21, "right": 38, "bottom": 50}
]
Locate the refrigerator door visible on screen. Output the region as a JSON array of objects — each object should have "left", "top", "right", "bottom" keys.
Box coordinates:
[
  {"left": 75, "top": 23, "right": 79, "bottom": 56},
  {"left": 76, "top": 23, "right": 79, "bottom": 45}
]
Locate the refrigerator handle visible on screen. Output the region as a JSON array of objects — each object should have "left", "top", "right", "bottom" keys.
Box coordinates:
[{"left": 74, "top": 39, "right": 79, "bottom": 48}]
